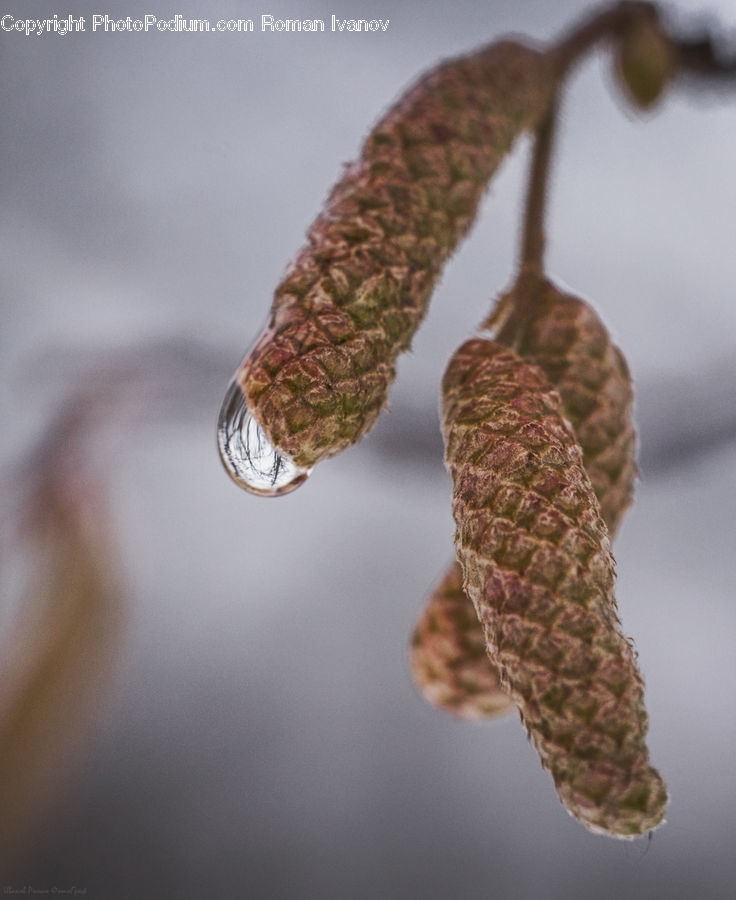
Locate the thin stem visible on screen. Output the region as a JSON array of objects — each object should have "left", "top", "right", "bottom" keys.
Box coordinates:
[
  {"left": 552, "top": 1, "right": 657, "bottom": 77},
  {"left": 676, "top": 37, "right": 736, "bottom": 83},
  {"left": 519, "top": 1, "right": 666, "bottom": 275},
  {"left": 553, "top": 0, "right": 736, "bottom": 81},
  {"left": 494, "top": 2, "right": 661, "bottom": 344},
  {"left": 485, "top": 0, "right": 736, "bottom": 343},
  {"left": 519, "top": 98, "right": 559, "bottom": 275}
]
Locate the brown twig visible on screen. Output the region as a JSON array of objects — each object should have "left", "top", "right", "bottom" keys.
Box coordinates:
[{"left": 519, "top": 97, "right": 559, "bottom": 275}]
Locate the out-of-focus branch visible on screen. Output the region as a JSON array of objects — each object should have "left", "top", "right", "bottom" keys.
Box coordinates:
[
  {"left": 0, "top": 339, "right": 228, "bottom": 862},
  {"left": 0, "top": 471, "right": 121, "bottom": 857}
]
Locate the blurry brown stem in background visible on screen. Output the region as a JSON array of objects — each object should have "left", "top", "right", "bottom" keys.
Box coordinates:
[
  {"left": 0, "top": 341, "right": 225, "bottom": 863},
  {"left": 0, "top": 469, "right": 121, "bottom": 858}
]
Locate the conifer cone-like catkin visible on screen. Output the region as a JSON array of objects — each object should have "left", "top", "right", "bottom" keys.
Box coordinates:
[
  {"left": 411, "top": 563, "right": 515, "bottom": 720},
  {"left": 496, "top": 277, "right": 637, "bottom": 536},
  {"left": 442, "top": 338, "right": 667, "bottom": 838},
  {"left": 412, "top": 278, "right": 637, "bottom": 720},
  {"left": 237, "top": 42, "right": 557, "bottom": 468}
]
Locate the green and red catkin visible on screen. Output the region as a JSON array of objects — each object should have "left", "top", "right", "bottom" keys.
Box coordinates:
[
  {"left": 493, "top": 276, "right": 637, "bottom": 535},
  {"left": 237, "top": 42, "right": 556, "bottom": 467},
  {"left": 411, "top": 563, "right": 515, "bottom": 720},
  {"left": 441, "top": 337, "right": 666, "bottom": 837},
  {"left": 412, "top": 278, "right": 637, "bottom": 721}
]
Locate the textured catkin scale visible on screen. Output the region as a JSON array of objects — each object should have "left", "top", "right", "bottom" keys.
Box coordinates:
[
  {"left": 412, "top": 278, "right": 637, "bottom": 719},
  {"left": 495, "top": 277, "right": 637, "bottom": 537},
  {"left": 442, "top": 338, "right": 667, "bottom": 838},
  {"left": 411, "top": 563, "right": 515, "bottom": 720},
  {"left": 237, "top": 42, "right": 557, "bottom": 468}
]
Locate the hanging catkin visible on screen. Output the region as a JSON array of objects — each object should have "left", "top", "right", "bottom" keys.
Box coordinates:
[
  {"left": 236, "top": 42, "right": 556, "bottom": 467},
  {"left": 411, "top": 563, "right": 515, "bottom": 720},
  {"left": 494, "top": 277, "right": 637, "bottom": 535},
  {"left": 412, "top": 278, "right": 637, "bottom": 720},
  {"left": 442, "top": 337, "right": 666, "bottom": 837}
]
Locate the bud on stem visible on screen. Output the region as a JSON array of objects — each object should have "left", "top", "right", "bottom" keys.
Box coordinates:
[{"left": 615, "top": 13, "right": 674, "bottom": 109}]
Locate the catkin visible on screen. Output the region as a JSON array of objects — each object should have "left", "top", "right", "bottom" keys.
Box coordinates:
[
  {"left": 412, "top": 278, "right": 637, "bottom": 719},
  {"left": 411, "top": 563, "right": 514, "bottom": 720},
  {"left": 237, "top": 42, "right": 557, "bottom": 467},
  {"left": 495, "top": 277, "right": 637, "bottom": 536},
  {"left": 442, "top": 337, "right": 667, "bottom": 837}
]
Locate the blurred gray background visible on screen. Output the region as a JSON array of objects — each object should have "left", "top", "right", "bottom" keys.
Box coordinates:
[{"left": 1, "top": 0, "right": 735, "bottom": 897}]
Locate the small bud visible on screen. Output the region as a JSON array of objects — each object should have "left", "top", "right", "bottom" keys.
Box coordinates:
[
  {"left": 442, "top": 338, "right": 667, "bottom": 838},
  {"left": 411, "top": 563, "right": 514, "bottom": 720},
  {"left": 234, "top": 42, "right": 557, "bottom": 469},
  {"left": 615, "top": 16, "right": 674, "bottom": 110}
]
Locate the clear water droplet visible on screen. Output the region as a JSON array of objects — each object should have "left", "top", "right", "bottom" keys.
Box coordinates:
[{"left": 217, "top": 380, "right": 310, "bottom": 497}]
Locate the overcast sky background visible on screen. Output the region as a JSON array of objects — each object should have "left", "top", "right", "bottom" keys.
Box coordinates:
[{"left": 1, "top": 0, "right": 735, "bottom": 897}]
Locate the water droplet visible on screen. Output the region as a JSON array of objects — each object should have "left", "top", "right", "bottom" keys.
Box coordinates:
[{"left": 217, "top": 380, "right": 310, "bottom": 497}]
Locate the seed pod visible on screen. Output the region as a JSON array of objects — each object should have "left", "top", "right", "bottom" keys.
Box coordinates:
[
  {"left": 615, "top": 15, "right": 674, "bottom": 110},
  {"left": 442, "top": 338, "right": 667, "bottom": 838},
  {"left": 412, "top": 277, "right": 636, "bottom": 719},
  {"left": 234, "top": 42, "right": 557, "bottom": 469},
  {"left": 411, "top": 563, "right": 515, "bottom": 720}
]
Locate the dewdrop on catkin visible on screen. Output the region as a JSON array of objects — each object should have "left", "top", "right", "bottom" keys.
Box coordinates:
[{"left": 218, "top": 380, "right": 310, "bottom": 496}]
